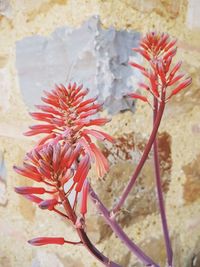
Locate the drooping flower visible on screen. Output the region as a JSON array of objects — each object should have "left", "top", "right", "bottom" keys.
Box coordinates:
[
  {"left": 14, "top": 142, "right": 91, "bottom": 215},
  {"left": 128, "top": 32, "right": 192, "bottom": 103}
]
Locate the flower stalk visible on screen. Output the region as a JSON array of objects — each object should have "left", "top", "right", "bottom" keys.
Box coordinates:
[
  {"left": 58, "top": 188, "right": 121, "bottom": 267},
  {"left": 89, "top": 185, "right": 159, "bottom": 267},
  {"left": 153, "top": 98, "right": 173, "bottom": 266},
  {"left": 112, "top": 100, "right": 165, "bottom": 214}
]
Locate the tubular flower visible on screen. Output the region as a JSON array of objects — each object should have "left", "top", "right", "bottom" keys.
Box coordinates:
[
  {"left": 15, "top": 83, "right": 114, "bottom": 222},
  {"left": 24, "top": 83, "right": 114, "bottom": 178},
  {"left": 28, "top": 237, "right": 66, "bottom": 246},
  {"left": 14, "top": 142, "right": 91, "bottom": 215},
  {"left": 129, "top": 32, "right": 192, "bottom": 102}
]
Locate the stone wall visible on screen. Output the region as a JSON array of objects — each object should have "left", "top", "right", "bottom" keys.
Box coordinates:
[{"left": 0, "top": 1, "right": 200, "bottom": 267}]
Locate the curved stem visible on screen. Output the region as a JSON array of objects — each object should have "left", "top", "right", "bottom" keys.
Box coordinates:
[
  {"left": 90, "top": 185, "right": 160, "bottom": 267},
  {"left": 59, "top": 189, "right": 121, "bottom": 267},
  {"left": 77, "top": 228, "right": 121, "bottom": 267},
  {"left": 112, "top": 101, "right": 165, "bottom": 214},
  {"left": 153, "top": 99, "right": 173, "bottom": 266}
]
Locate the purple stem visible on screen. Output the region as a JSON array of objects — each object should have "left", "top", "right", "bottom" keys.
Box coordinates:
[
  {"left": 89, "top": 185, "right": 160, "bottom": 267},
  {"left": 153, "top": 99, "right": 173, "bottom": 266},
  {"left": 112, "top": 101, "right": 165, "bottom": 214},
  {"left": 59, "top": 189, "right": 122, "bottom": 267},
  {"left": 77, "top": 228, "right": 122, "bottom": 267}
]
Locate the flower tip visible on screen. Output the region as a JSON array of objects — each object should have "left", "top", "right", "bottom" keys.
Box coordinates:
[
  {"left": 38, "top": 199, "right": 58, "bottom": 210},
  {"left": 14, "top": 186, "right": 21, "bottom": 194},
  {"left": 27, "top": 239, "right": 33, "bottom": 245},
  {"left": 131, "top": 47, "right": 137, "bottom": 52},
  {"left": 13, "top": 165, "right": 17, "bottom": 171}
]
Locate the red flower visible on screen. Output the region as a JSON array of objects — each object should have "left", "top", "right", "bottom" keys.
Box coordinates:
[
  {"left": 24, "top": 83, "right": 114, "bottom": 178},
  {"left": 14, "top": 83, "right": 115, "bottom": 216},
  {"left": 129, "top": 32, "right": 192, "bottom": 102},
  {"left": 14, "top": 142, "right": 91, "bottom": 212}
]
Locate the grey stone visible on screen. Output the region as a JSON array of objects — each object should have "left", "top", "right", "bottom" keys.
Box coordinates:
[{"left": 16, "top": 16, "right": 140, "bottom": 114}]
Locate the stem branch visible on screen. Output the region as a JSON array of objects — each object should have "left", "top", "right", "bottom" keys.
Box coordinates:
[
  {"left": 59, "top": 189, "right": 121, "bottom": 267},
  {"left": 112, "top": 101, "right": 165, "bottom": 214},
  {"left": 90, "top": 185, "right": 160, "bottom": 267}
]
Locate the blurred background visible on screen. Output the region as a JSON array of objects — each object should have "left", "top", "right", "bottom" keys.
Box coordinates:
[{"left": 0, "top": 1, "right": 200, "bottom": 266}]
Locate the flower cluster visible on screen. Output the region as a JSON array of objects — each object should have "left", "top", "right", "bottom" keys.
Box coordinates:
[
  {"left": 128, "top": 32, "right": 192, "bottom": 103},
  {"left": 14, "top": 83, "right": 114, "bottom": 246},
  {"left": 24, "top": 83, "right": 114, "bottom": 177}
]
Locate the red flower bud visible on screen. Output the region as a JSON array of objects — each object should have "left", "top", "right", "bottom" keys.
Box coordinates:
[
  {"left": 15, "top": 186, "right": 46, "bottom": 195},
  {"left": 129, "top": 61, "right": 146, "bottom": 72},
  {"left": 28, "top": 237, "right": 65, "bottom": 246},
  {"left": 167, "top": 77, "right": 192, "bottom": 99},
  {"left": 80, "top": 180, "right": 89, "bottom": 216},
  {"left": 13, "top": 166, "right": 42, "bottom": 182},
  {"left": 24, "top": 194, "right": 44, "bottom": 204},
  {"left": 127, "top": 93, "right": 148, "bottom": 102},
  {"left": 38, "top": 198, "right": 58, "bottom": 210}
]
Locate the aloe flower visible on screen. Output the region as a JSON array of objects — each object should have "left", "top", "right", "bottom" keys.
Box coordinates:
[
  {"left": 24, "top": 83, "right": 114, "bottom": 178},
  {"left": 14, "top": 83, "right": 114, "bottom": 217},
  {"left": 119, "top": 32, "right": 192, "bottom": 267},
  {"left": 128, "top": 32, "right": 192, "bottom": 103}
]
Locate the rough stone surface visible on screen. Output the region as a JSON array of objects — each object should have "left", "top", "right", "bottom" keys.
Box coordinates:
[
  {"left": 32, "top": 252, "right": 64, "bottom": 267},
  {"left": 183, "top": 154, "right": 200, "bottom": 204},
  {"left": 0, "top": 1, "right": 200, "bottom": 267},
  {"left": 0, "top": 0, "right": 11, "bottom": 17},
  {"left": 16, "top": 16, "right": 140, "bottom": 114},
  {"left": 0, "top": 150, "right": 7, "bottom": 206},
  {"left": 186, "top": 0, "right": 200, "bottom": 29},
  {"left": 90, "top": 132, "right": 172, "bottom": 241}
]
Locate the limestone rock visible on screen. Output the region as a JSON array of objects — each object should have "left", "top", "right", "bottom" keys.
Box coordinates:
[
  {"left": 16, "top": 16, "right": 140, "bottom": 114},
  {"left": 183, "top": 154, "right": 200, "bottom": 204}
]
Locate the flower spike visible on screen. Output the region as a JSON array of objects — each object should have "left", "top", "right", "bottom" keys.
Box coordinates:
[
  {"left": 130, "top": 32, "right": 192, "bottom": 102},
  {"left": 23, "top": 83, "right": 112, "bottom": 179}
]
